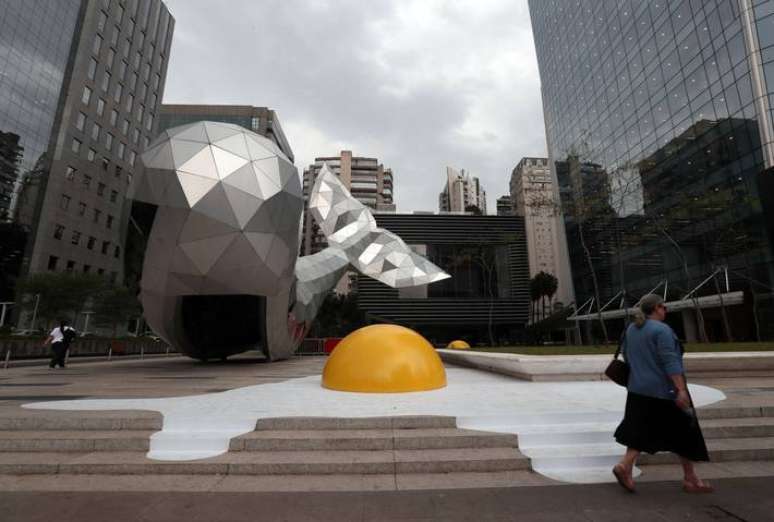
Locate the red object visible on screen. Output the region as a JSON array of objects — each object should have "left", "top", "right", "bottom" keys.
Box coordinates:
[{"left": 324, "top": 338, "right": 342, "bottom": 354}]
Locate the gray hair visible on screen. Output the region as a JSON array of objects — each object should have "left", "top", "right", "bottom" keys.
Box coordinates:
[{"left": 632, "top": 294, "right": 664, "bottom": 327}]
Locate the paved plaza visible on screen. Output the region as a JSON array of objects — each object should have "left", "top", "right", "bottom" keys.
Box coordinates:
[{"left": 0, "top": 355, "right": 773, "bottom": 520}]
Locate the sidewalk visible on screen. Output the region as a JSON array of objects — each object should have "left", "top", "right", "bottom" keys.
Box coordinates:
[{"left": 2, "top": 477, "right": 773, "bottom": 521}]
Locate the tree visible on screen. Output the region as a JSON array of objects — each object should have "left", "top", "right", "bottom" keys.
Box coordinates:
[
  {"left": 17, "top": 272, "right": 105, "bottom": 330},
  {"left": 465, "top": 204, "right": 483, "bottom": 215},
  {"left": 94, "top": 285, "right": 141, "bottom": 338}
]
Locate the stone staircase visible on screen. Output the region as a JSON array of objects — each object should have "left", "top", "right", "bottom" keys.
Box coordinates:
[
  {"left": 459, "top": 405, "right": 774, "bottom": 483},
  {"left": 0, "top": 414, "right": 530, "bottom": 478},
  {"left": 1, "top": 407, "right": 772, "bottom": 487}
]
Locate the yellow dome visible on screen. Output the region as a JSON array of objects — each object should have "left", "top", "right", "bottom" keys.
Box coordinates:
[
  {"left": 447, "top": 340, "right": 471, "bottom": 350},
  {"left": 322, "top": 324, "right": 447, "bottom": 393}
]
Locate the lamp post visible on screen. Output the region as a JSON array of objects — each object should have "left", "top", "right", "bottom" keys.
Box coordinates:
[
  {"left": 29, "top": 294, "right": 40, "bottom": 332},
  {"left": 0, "top": 302, "right": 13, "bottom": 327}
]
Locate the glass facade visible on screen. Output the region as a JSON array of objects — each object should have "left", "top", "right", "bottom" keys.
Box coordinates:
[
  {"left": 0, "top": 0, "right": 80, "bottom": 217},
  {"left": 0, "top": 0, "right": 80, "bottom": 300},
  {"left": 529, "top": 0, "right": 774, "bottom": 341}
]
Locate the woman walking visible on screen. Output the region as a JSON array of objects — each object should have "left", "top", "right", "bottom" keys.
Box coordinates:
[{"left": 612, "top": 294, "right": 713, "bottom": 493}]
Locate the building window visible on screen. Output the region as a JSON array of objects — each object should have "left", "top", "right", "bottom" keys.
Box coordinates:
[
  {"left": 106, "top": 48, "right": 115, "bottom": 67},
  {"left": 97, "top": 182, "right": 106, "bottom": 196},
  {"left": 106, "top": 214, "right": 114, "bottom": 229},
  {"left": 91, "top": 122, "right": 101, "bottom": 141},
  {"left": 119, "top": 59, "right": 128, "bottom": 79},
  {"left": 83, "top": 264, "right": 91, "bottom": 273},
  {"left": 132, "top": 127, "right": 139, "bottom": 144},
  {"left": 93, "top": 209, "right": 102, "bottom": 224},
  {"left": 136, "top": 104, "right": 144, "bottom": 123},
  {"left": 113, "top": 82, "right": 123, "bottom": 103},
  {"left": 87, "top": 148, "right": 97, "bottom": 161},
  {"left": 101, "top": 240, "right": 110, "bottom": 254},
  {"left": 110, "top": 109, "right": 118, "bottom": 126},
  {"left": 53, "top": 224, "right": 64, "bottom": 240},
  {"left": 153, "top": 73, "right": 160, "bottom": 90},
  {"left": 110, "top": 24, "right": 120, "bottom": 47},
  {"left": 133, "top": 51, "right": 141, "bottom": 69},
  {"left": 87, "top": 58, "right": 98, "bottom": 80},
  {"left": 78, "top": 202, "right": 87, "bottom": 216},
  {"left": 82, "top": 86, "right": 92, "bottom": 105},
  {"left": 145, "top": 113, "right": 153, "bottom": 132},
  {"left": 114, "top": 245, "right": 121, "bottom": 258},
  {"left": 128, "top": 150, "right": 136, "bottom": 166},
  {"left": 115, "top": 165, "right": 123, "bottom": 179},
  {"left": 117, "top": 142, "right": 125, "bottom": 159},
  {"left": 75, "top": 112, "right": 86, "bottom": 131},
  {"left": 101, "top": 158, "right": 109, "bottom": 171},
  {"left": 97, "top": 10, "right": 107, "bottom": 32},
  {"left": 126, "top": 94, "right": 133, "bottom": 112},
  {"left": 110, "top": 190, "right": 118, "bottom": 203},
  {"left": 65, "top": 166, "right": 76, "bottom": 181},
  {"left": 101, "top": 71, "right": 111, "bottom": 92},
  {"left": 48, "top": 256, "right": 58, "bottom": 271},
  {"left": 117, "top": 4, "right": 124, "bottom": 23},
  {"left": 97, "top": 268, "right": 105, "bottom": 275},
  {"left": 105, "top": 132, "right": 114, "bottom": 151},
  {"left": 121, "top": 119, "right": 130, "bottom": 135},
  {"left": 60, "top": 195, "right": 71, "bottom": 210},
  {"left": 129, "top": 72, "right": 138, "bottom": 90},
  {"left": 109, "top": 271, "right": 117, "bottom": 283},
  {"left": 87, "top": 236, "right": 96, "bottom": 250},
  {"left": 71, "top": 138, "right": 81, "bottom": 154},
  {"left": 66, "top": 260, "right": 75, "bottom": 272},
  {"left": 92, "top": 34, "right": 102, "bottom": 55},
  {"left": 83, "top": 174, "right": 92, "bottom": 189},
  {"left": 96, "top": 98, "right": 105, "bottom": 116},
  {"left": 71, "top": 230, "right": 81, "bottom": 245}
]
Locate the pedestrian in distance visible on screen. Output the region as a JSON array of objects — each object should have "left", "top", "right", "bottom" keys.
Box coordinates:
[
  {"left": 612, "top": 293, "right": 713, "bottom": 494},
  {"left": 44, "top": 320, "right": 77, "bottom": 369}
]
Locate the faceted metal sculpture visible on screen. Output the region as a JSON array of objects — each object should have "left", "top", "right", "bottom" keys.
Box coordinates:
[{"left": 132, "top": 121, "right": 449, "bottom": 361}]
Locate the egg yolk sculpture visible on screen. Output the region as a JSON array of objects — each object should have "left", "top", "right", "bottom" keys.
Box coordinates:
[
  {"left": 322, "top": 324, "right": 446, "bottom": 393},
  {"left": 447, "top": 340, "right": 471, "bottom": 350}
]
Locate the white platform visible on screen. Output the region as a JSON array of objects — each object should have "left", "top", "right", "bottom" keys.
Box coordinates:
[{"left": 23, "top": 367, "right": 725, "bottom": 484}]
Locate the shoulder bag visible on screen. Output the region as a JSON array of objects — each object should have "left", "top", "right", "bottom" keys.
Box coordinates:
[{"left": 604, "top": 332, "right": 629, "bottom": 387}]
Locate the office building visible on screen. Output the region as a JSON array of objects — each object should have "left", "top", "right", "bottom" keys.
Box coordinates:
[
  {"left": 156, "top": 104, "right": 293, "bottom": 163},
  {"left": 301, "top": 150, "right": 394, "bottom": 257},
  {"left": 529, "top": 0, "right": 774, "bottom": 341},
  {"left": 496, "top": 195, "right": 513, "bottom": 216},
  {"left": 357, "top": 213, "right": 530, "bottom": 345},
  {"left": 438, "top": 166, "right": 487, "bottom": 214},
  {"left": 510, "top": 157, "right": 573, "bottom": 308}
]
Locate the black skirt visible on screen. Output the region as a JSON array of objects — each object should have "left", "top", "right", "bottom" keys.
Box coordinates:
[{"left": 614, "top": 391, "right": 710, "bottom": 462}]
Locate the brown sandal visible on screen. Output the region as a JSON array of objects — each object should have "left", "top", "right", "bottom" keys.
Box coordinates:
[
  {"left": 613, "top": 464, "right": 636, "bottom": 493},
  {"left": 683, "top": 480, "right": 714, "bottom": 493}
]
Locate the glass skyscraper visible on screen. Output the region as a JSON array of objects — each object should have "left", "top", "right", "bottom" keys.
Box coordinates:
[
  {"left": 529, "top": 0, "right": 774, "bottom": 341},
  {"left": 0, "top": 0, "right": 174, "bottom": 311}
]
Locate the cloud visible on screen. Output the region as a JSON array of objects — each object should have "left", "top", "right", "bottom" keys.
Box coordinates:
[{"left": 162, "top": 0, "right": 546, "bottom": 212}]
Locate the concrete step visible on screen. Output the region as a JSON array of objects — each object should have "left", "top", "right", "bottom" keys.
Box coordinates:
[
  {"left": 515, "top": 417, "right": 774, "bottom": 447},
  {"left": 523, "top": 436, "right": 774, "bottom": 471},
  {"left": 641, "top": 436, "right": 774, "bottom": 465},
  {"left": 0, "top": 431, "right": 152, "bottom": 452},
  {"left": 254, "top": 416, "right": 457, "bottom": 430},
  {"left": 230, "top": 428, "right": 518, "bottom": 451},
  {"left": 0, "top": 413, "right": 161, "bottom": 431},
  {"left": 0, "top": 447, "right": 529, "bottom": 475}
]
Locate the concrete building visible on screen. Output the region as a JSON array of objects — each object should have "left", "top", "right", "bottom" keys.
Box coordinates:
[
  {"left": 156, "top": 104, "right": 293, "bottom": 163},
  {"left": 357, "top": 213, "right": 530, "bottom": 345},
  {"left": 510, "top": 157, "right": 572, "bottom": 308},
  {"left": 438, "top": 167, "right": 487, "bottom": 214},
  {"left": 302, "top": 150, "right": 394, "bottom": 256},
  {"left": 496, "top": 195, "right": 513, "bottom": 216},
  {"left": 529, "top": 0, "right": 774, "bottom": 341},
  {"left": 0, "top": 0, "right": 174, "bottom": 308}
]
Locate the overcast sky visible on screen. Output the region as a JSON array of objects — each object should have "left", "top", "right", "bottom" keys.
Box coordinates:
[{"left": 162, "top": 0, "right": 546, "bottom": 213}]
